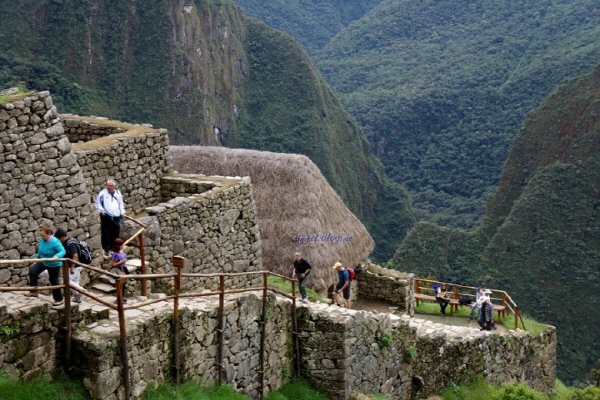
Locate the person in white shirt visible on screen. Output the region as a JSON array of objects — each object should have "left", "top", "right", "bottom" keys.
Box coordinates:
[{"left": 95, "top": 179, "right": 126, "bottom": 256}]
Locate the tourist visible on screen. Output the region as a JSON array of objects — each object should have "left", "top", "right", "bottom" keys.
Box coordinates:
[
  {"left": 332, "top": 262, "right": 352, "bottom": 309},
  {"left": 55, "top": 229, "right": 87, "bottom": 304},
  {"left": 109, "top": 238, "right": 129, "bottom": 304},
  {"left": 436, "top": 284, "right": 451, "bottom": 316},
  {"left": 292, "top": 252, "right": 312, "bottom": 303},
  {"left": 478, "top": 296, "right": 494, "bottom": 331},
  {"left": 25, "top": 227, "right": 65, "bottom": 306},
  {"left": 469, "top": 287, "right": 484, "bottom": 320},
  {"left": 95, "top": 179, "right": 126, "bottom": 256}
]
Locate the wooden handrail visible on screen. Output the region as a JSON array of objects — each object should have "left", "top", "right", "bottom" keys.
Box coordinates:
[{"left": 413, "top": 277, "right": 524, "bottom": 330}]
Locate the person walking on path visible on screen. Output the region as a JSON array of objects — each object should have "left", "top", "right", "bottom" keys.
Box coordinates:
[
  {"left": 95, "top": 179, "right": 126, "bottom": 256},
  {"left": 292, "top": 252, "right": 312, "bottom": 303},
  {"left": 25, "top": 227, "right": 66, "bottom": 305},
  {"left": 469, "top": 287, "right": 484, "bottom": 320},
  {"left": 55, "top": 229, "right": 88, "bottom": 304},
  {"left": 332, "top": 262, "right": 352, "bottom": 309},
  {"left": 436, "top": 284, "right": 451, "bottom": 316}
]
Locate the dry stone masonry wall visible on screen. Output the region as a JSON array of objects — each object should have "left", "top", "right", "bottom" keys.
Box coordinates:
[
  {"left": 298, "top": 304, "right": 556, "bottom": 399},
  {"left": 62, "top": 117, "right": 125, "bottom": 142},
  {"left": 127, "top": 174, "right": 263, "bottom": 293},
  {"left": 72, "top": 293, "right": 293, "bottom": 400},
  {"left": 0, "top": 92, "right": 96, "bottom": 286},
  {"left": 68, "top": 116, "right": 172, "bottom": 215},
  {"left": 357, "top": 265, "right": 415, "bottom": 315}
]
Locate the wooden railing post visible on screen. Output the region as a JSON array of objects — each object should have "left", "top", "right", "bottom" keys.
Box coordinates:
[
  {"left": 61, "top": 260, "right": 72, "bottom": 371},
  {"left": 415, "top": 279, "right": 420, "bottom": 306},
  {"left": 172, "top": 256, "right": 184, "bottom": 385},
  {"left": 259, "top": 272, "right": 268, "bottom": 400},
  {"left": 139, "top": 234, "right": 147, "bottom": 296},
  {"left": 217, "top": 274, "right": 225, "bottom": 385},
  {"left": 115, "top": 278, "right": 130, "bottom": 400}
]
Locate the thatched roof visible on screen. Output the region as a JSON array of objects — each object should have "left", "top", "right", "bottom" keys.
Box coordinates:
[{"left": 170, "top": 146, "right": 375, "bottom": 291}]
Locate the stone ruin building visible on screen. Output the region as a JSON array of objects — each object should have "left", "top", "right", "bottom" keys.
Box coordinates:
[{"left": 0, "top": 91, "right": 556, "bottom": 399}]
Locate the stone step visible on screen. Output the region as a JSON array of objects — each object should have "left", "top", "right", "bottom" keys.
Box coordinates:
[{"left": 91, "top": 282, "right": 116, "bottom": 294}]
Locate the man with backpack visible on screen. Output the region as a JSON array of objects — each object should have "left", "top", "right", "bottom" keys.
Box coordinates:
[
  {"left": 55, "top": 229, "right": 92, "bottom": 303},
  {"left": 332, "top": 262, "right": 353, "bottom": 309}
]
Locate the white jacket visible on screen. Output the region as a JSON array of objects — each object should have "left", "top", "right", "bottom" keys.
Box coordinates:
[{"left": 95, "top": 188, "right": 126, "bottom": 217}]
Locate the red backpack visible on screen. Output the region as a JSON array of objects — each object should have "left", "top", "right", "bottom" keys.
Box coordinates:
[{"left": 347, "top": 267, "right": 356, "bottom": 282}]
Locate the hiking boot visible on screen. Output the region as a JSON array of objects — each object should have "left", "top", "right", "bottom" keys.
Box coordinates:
[
  {"left": 53, "top": 300, "right": 64, "bottom": 306},
  {"left": 24, "top": 292, "right": 38, "bottom": 297},
  {"left": 73, "top": 296, "right": 82, "bottom": 304}
]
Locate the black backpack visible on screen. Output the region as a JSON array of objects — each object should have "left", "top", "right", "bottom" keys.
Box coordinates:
[{"left": 67, "top": 238, "right": 93, "bottom": 265}]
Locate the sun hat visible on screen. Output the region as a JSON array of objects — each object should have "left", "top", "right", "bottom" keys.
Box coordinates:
[
  {"left": 333, "top": 262, "right": 343, "bottom": 269},
  {"left": 484, "top": 289, "right": 492, "bottom": 294}
]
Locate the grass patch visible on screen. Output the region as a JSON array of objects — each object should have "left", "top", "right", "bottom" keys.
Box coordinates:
[
  {"left": 439, "top": 377, "right": 600, "bottom": 400},
  {"left": 0, "top": 89, "right": 33, "bottom": 105},
  {"left": 370, "top": 395, "right": 389, "bottom": 400},
  {"left": 414, "top": 301, "right": 472, "bottom": 318},
  {"left": 502, "top": 314, "right": 548, "bottom": 336},
  {"left": 267, "top": 276, "right": 326, "bottom": 303},
  {"left": 265, "top": 380, "right": 329, "bottom": 400},
  {"left": 439, "top": 376, "right": 499, "bottom": 400},
  {"left": 0, "top": 371, "right": 89, "bottom": 400},
  {"left": 140, "top": 382, "right": 248, "bottom": 400}
]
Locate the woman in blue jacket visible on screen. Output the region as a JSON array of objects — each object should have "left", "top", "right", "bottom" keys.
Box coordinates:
[{"left": 25, "top": 227, "right": 66, "bottom": 305}]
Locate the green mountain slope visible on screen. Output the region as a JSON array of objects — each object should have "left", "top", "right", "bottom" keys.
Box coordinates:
[
  {"left": 233, "top": 0, "right": 383, "bottom": 55},
  {"left": 392, "top": 64, "right": 600, "bottom": 383},
  {"left": 0, "top": 0, "right": 414, "bottom": 261},
  {"left": 315, "top": 0, "right": 600, "bottom": 228},
  {"left": 235, "top": 18, "right": 415, "bottom": 259}
]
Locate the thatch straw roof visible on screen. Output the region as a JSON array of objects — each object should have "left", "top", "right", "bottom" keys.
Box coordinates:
[{"left": 170, "top": 146, "right": 375, "bottom": 291}]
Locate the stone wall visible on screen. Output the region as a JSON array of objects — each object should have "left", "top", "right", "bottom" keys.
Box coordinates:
[
  {"left": 72, "top": 293, "right": 293, "bottom": 399},
  {"left": 357, "top": 265, "right": 414, "bottom": 316},
  {"left": 0, "top": 92, "right": 96, "bottom": 286},
  {"left": 68, "top": 116, "right": 172, "bottom": 215},
  {"left": 298, "top": 304, "right": 556, "bottom": 399},
  {"left": 62, "top": 117, "right": 125, "bottom": 142},
  {"left": 0, "top": 291, "right": 110, "bottom": 383},
  {"left": 122, "top": 174, "right": 263, "bottom": 293}
]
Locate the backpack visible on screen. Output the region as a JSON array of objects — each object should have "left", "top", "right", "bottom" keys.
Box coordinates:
[
  {"left": 347, "top": 267, "right": 356, "bottom": 282},
  {"left": 67, "top": 238, "right": 93, "bottom": 265},
  {"left": 433, "top": 284, "right": 441, "bottom": 296}
]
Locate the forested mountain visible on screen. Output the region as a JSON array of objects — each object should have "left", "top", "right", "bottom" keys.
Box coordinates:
[
  {"left": 234, "top": 0, "right": 383, "bottom": 55},
  {"left": 239, "top": 0, "right": 600, "bottom": 228},
  {"left": 392, "top": 64, "right": 600, "bottom": 384},
  {"left": 0, "top": 0, "right": 413, "bottom": 261},
  {"left": 315, "top": 0, "right": 600, "bottom": 228}
]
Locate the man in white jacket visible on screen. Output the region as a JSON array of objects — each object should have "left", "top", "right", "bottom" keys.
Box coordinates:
[{"left": 95, "top": 179, "right": 126, "bottom": 256}]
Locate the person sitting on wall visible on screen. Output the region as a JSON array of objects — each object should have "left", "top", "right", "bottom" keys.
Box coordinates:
[
  {"left": 469, "top": 287, "right": 484, "bottom": 321},
  {"left": 95, "top": 179, "right": 126, "bottom": 256},
  {"left": 292, "top": 252, "right": 312, "bottom": 303},
  {"left": 332, "top": 262, "right": 352, "bottom": 309},
  {"left": 24, "top": 227, "right": 66, "bottom": 306},
  {"left": 436, "top": 284, "right": 451, "bottom": 316}
]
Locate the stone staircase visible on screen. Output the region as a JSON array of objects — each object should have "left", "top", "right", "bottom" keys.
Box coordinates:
[{"left": 90, "top": 258, "right": 145, "bottom": 297}]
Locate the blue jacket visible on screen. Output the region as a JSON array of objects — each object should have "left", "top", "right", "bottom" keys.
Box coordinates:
[{"left": 36, "top": 236, "right": 66, "bottom": 267}]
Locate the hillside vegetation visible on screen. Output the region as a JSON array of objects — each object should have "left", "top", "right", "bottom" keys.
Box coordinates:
[
  {"left": 234, "top": 0, "right": 383, "bottom": 55},
  {"left": 392, "top": 64, "right": 600, "bottom": 384},
  {"left": 314, "top": 0, "right": 600, "bottom": 228},
  {"left": 0, "top": 0, "right": 415, "bottom": 261}
]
